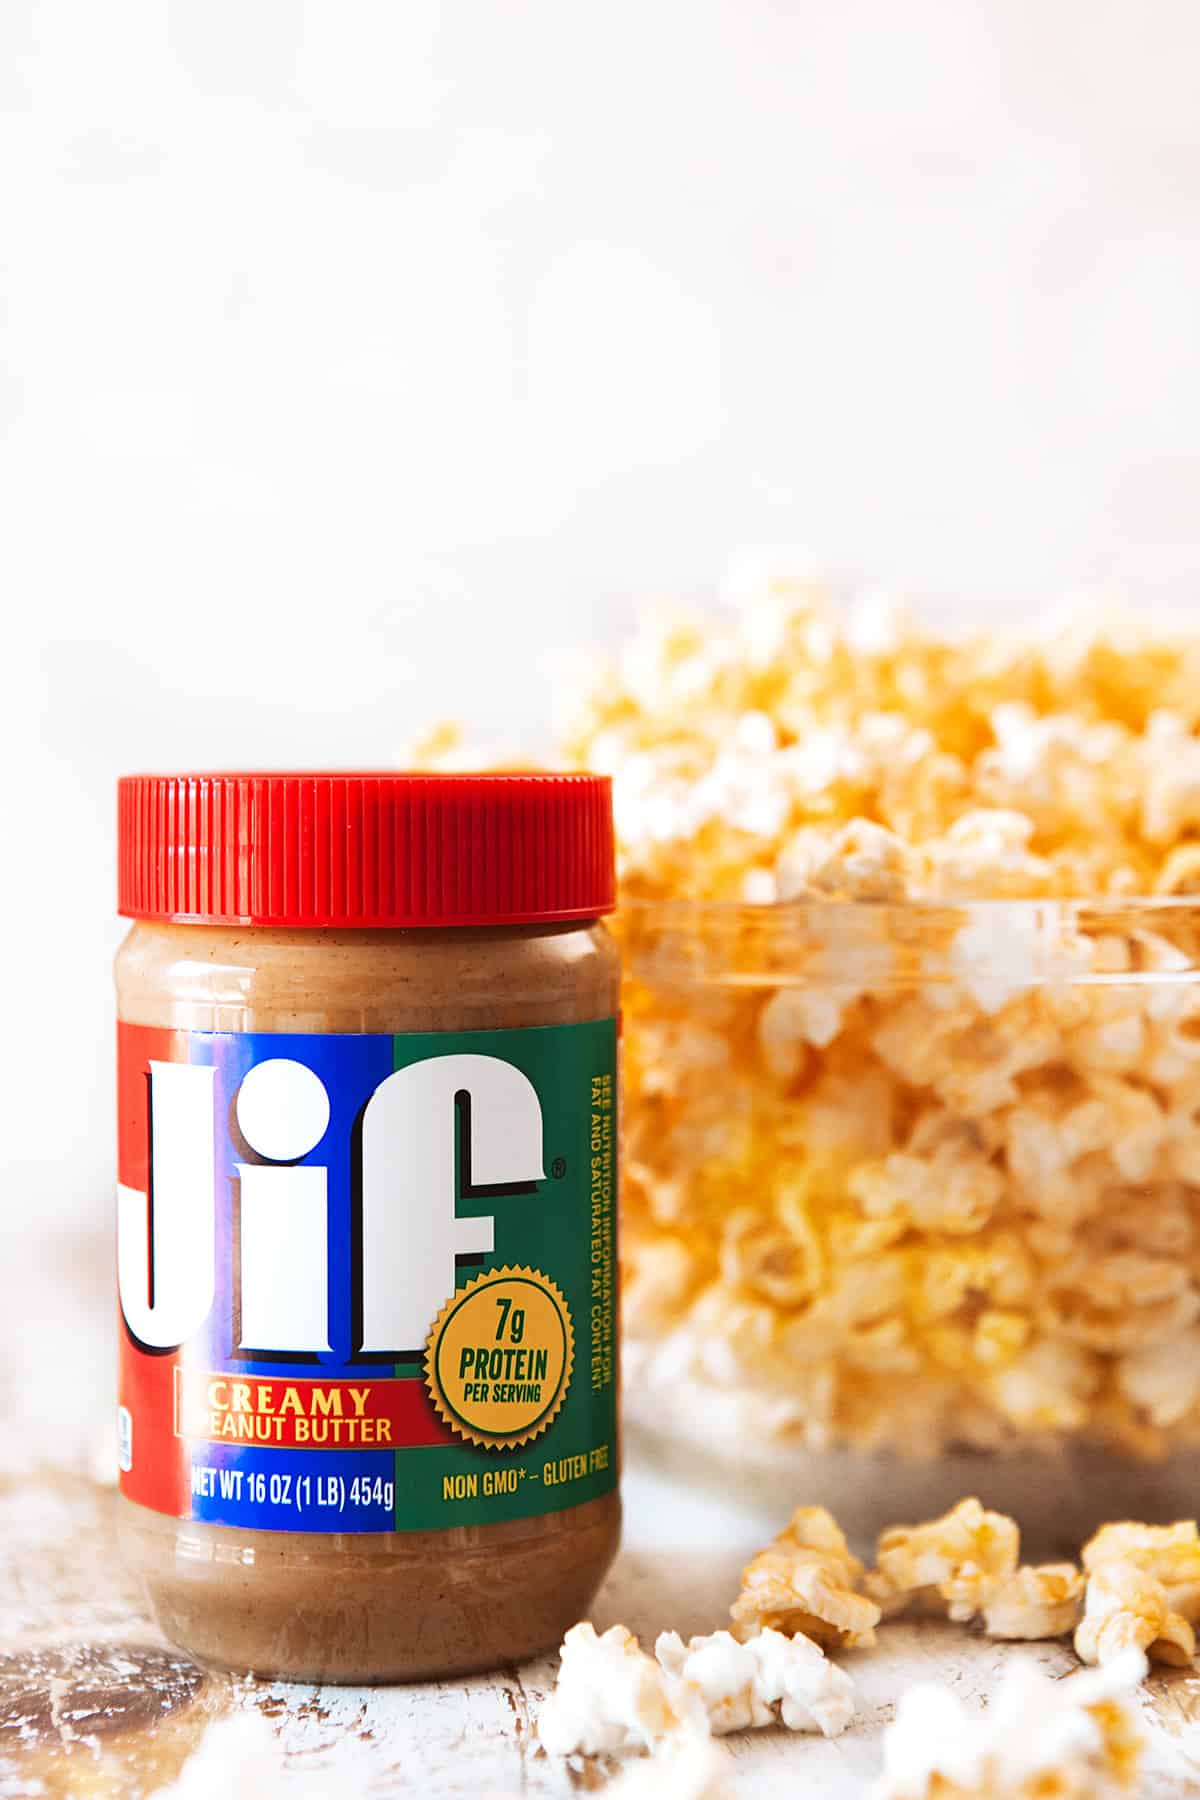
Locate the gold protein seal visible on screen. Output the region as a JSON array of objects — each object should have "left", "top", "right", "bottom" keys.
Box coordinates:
[{"left": 425, "top": 1265, "right": 575, "bottom": 1449}]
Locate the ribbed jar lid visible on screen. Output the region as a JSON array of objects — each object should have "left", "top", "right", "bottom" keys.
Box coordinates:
[{"left": 117, "top": 771, "right": 615, "bottom": 927}]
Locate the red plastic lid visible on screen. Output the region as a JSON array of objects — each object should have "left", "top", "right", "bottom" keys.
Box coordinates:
[{"left": 118, "top": 771, "right": 615, "bottom": 927}]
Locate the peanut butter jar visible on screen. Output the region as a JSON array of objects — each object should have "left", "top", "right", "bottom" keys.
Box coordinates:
[{"left": 114, "top": 772, "right": 620, "bottom": 1682}]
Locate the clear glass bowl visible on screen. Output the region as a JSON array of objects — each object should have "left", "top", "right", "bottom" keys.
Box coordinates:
[{"left": 618, "top": 896, "right": 1200, "bottom": 1550}]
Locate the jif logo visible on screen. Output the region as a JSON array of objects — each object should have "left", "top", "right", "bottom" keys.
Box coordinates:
[{"left": 118, "top": 1054, "right": 545, "bottom": 1357}]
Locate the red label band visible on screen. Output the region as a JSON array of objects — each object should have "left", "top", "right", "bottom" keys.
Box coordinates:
[{"left": 174, "top": 1370, "right": 453, "bottom": 1451}]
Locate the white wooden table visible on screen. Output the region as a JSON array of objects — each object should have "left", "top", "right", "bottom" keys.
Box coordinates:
[{"left": 4, "top": 1224, "right": 1200, "bottom": 1796}]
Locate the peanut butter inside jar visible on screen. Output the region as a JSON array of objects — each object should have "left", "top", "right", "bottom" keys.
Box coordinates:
[{"left": 115, "top": 774, "right": 620, "bottom": 1682}]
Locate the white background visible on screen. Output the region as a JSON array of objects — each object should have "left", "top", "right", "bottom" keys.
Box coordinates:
[{"left": 4, "top": 1, "right": 1200, "bottom": 1228}]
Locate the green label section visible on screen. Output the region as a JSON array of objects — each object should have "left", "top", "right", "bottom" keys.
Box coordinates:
[{"left": 391, "top": 1016, "right": 617, "bottom": 1531}]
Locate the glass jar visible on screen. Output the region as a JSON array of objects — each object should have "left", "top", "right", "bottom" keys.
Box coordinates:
[
  {"left": 115, "top": 772, "right": 620, "bottom": 1680},
  {"left": 619, "top": 896, "right": 1200, "bottom": 1551}
]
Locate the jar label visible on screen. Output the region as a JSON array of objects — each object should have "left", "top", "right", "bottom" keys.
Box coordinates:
[{"left": 116, "top": 1018, "right": 618, "bottom": 1533}]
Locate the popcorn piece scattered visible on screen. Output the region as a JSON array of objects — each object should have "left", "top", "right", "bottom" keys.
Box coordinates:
[
  {"left": 730, "top": 1504, "right": 882, "bottom": 1648},
  {"left": 981, "top": 1563, "right": 1086, "bottom": 1640},
  {"left": 871, "top": 1649, "right": 1146, "bottom": 1799},
  {"left": 655, "top": 1625, "right": 856, "bottom": 1738},
  {"left": 560, "top": 578, "right": 1200, "bottom": 1465},
  {"left": 1082, "top": 1519, "right": 1200, "bottom": 1621},
  {"left": 539, "top": 1616, "right": 857, "bottom": 1766},
  {"left": 1074, "top": 1559, "right": 1196, "bottom": 1667},
  {"left": 869, "top": 1498, "right": 1020, "bottom": 1623},
  {"left": 149, "top": 1712, "right": 327, "bottom": 1800},
  {"left": 602, "top": 1732, "right": 729, "bottom": 1800},
  {"left": 537, "top": 1623, "right": 689, "bottom": 1757},
  {"left": 1073, "top": 1519, "right": 1200, "bottom": 1666},
  {"left": 848, "top": 1142, "right": 1005, "bottom": 1237},
  {"left": 653, "top": 1630, "right": 759, "bottom": 1736}
]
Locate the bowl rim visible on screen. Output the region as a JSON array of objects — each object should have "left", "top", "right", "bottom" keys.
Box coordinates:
[{"left": 617, "top": 893, "right": 1200, "bottom": 915}]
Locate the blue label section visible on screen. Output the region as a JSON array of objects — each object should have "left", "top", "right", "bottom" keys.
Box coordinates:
[
  {"left": 181, "top": 1030, "right": 398, "bottom": 1531},
  {"left": 197, "top": 1030, "right": 395, "bottom": 1376},
  {"left": 188, "top": 1443, "right": 397, "bottom": 1532}
]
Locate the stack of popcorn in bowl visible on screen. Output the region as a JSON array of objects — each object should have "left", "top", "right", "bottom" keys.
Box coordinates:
[{"left": 562, "top": 572, "right": 1200, "bottom": 1541}]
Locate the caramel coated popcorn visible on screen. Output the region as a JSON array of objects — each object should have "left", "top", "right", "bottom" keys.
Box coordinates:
[{"left": 564, "top": 578, "right": 1200, "bottom": 1462}]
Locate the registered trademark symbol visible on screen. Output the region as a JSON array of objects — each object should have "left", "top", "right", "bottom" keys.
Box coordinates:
[{"left": 550, "top": 1156, "right": 567, "bottom": 1179}]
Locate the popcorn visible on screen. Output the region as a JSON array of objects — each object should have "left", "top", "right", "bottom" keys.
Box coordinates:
[
  {"left": 779, "top": 818, "right": 920, "bottom": 902},
  {"left": 567, "top": 580, "right": 1200, "bottom": 1466},
  {"left": 948, "top": 905, "right": 1052, "bottom": 1014},
  {"left": 984, "top": 1339, "right": 1098, "bottom": 1434},
  {"left": 730, "top": 1504, "right": 882, "bottom": 1648},
  {"left": 148, "top": 1713, "right": 325, "bottom": 1800},
  {"left": 622, "top": 1236, "right": 698, "bottom": 1334},
  {"left": 758, "top": 982, "right": 855, "bottom": 1063},
  {"left": 868, "top": 1498, "right": 1019, "bottom": 1623},
  {"left": 1041, "top": 1247, "right": 1198, "bottom": 1357},
  {"left": 848, "top": 1143, "right": 1005, "bottom": 1237},
  {"left": 720, "top": 1206, "right": 824, "bottom": 1309},
  {"left": 1141, "top": 711, "right": 1200, "bottom": 845},
  {"left": 927, "top": 810, "right": 1053, "bottom": 901},
  {"left": 602, "top": 1734, "right": 728, "bottom": 1800},
  {"left": 1082, "top": 1520, "right": 1200, "bottom": 1623},
  {"left": 537, "top": 1624, "right": 689, "bottom": 1757},
  {"left": 871, "top": 1650, "right": 1146, "bottom": 1799},
  {"left": 654, "top": 1625, "right": 856, "bottom": 1738},
  {"left": 539, "top": 1617, "right": 857, "bottom": 1767},
  {"left": 982, "top": 1563, "right": 1085, "bottom": 1640},
  {"left": 1074, "top": 1560, "right": 1195, "bottom": 1667},
  {"left": 1155, "top": 842, "right": 1200, "bottom": 894}
]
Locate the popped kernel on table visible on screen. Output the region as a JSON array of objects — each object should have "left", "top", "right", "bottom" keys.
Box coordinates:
[{"left": 559, "top": 584, "right": 1200, "bottom": 1525}]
